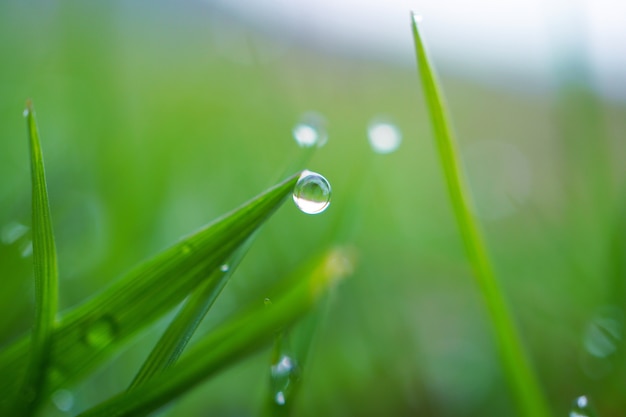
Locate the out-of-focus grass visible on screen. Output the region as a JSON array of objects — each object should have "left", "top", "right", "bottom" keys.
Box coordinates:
[{"left": 1, "top": 2, "right": 625, "bottom": 417}]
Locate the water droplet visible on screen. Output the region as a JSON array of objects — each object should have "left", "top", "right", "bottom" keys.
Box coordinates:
[
  {"left": 412, "top": 13, "right": 423, "bottom": 23},
  {"left": 584, "top": 306, "right": 623, "bottom": 358},
  {"left": 1, "top": 222, "right": 29, "bottom": 245},
  {"left": 367, "top": 119, "right": 402, "bottom": 154},
  {"left": 180, "top": 244, "right": 192, "bottom": 255},
  {"left": 293, "top": 170, "right": 331, "bottom": 215},
  {"left": 292, "top": 112, "right": 327, "bottom": 148},
  {"left": 220, "top": 264, "right": 229, "bottom": 272},
  {"left": 270, "top": 354, "right": 300, "bottom": 407},
  {"left": 570, "top": 395, "right": 597, "bottom": 417},
  {"left": 264, "top": 297, "right": 272, "bottom": 306},
  {"left": 51, "top": 389, "right": 74, "bottom": 412},
  {"left": 83, "top": 315, "right": 118, "bottom": 348},
  {"left": 20, "top": 241, "right": 33, "bottom": 258}
]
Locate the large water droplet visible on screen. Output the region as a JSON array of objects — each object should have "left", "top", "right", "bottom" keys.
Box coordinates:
[
  {"left": 570, "top": 395, "right": 598, "bottom": 417},
  {"left": 83, "top": 315, "right": 118, "bottom": 348},
  {"left": 293, "top": 170, "right": 331, "bottom": 215},
  {"left": 292, "top": 112, "right": 327, "bottom": 148},
  {"left": 220, "top": 264, "right": 230, "bottom": 272},
  {"left": 270, "top": 354, "right": 300, "bottom": 407},
  {"left": 264, "top": 297, "right": 272, "bottom": 306},
  {"left": 51, "top": 389, "right": 74, "bottom": 412},
  {"left": 367, "top": 119, "right": 402, "bottom": 154}
]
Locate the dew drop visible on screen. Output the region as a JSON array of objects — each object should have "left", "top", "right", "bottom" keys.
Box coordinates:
[
  {"left": 570, "top": 395, "right": 598, "bottom": 417},
  {"left": 1, "top": 222, "right": 29, "bottom": 245},
  {"left": 51, "top": 389, "right": 74, "bottom": 412},
  {"left": 367, "top": 119, "right": 402, "bottom": 154},
  {"left": 270, "top": 354, "right": 300, "bottom": 407},
  {"left": 180, "top": 244, "right": 192, "bottom": 255},
  {"left": 264, "top": 297, "right": 272, "bottom": 306},
  {"left": 83, "top": 315, "right": 118, "bottom": 348},
  {"left": 220, "top": 264, "right": 229, "bottom": 272},
  {"left": 584, "top": 306, "right": 623, "bottom": 358},
  {"left": 292, "top": 112, "right": 327, "bottom": 148},
  {"left": 20, "top": 241, "right": 33, "bottom": 258},
  {"left": 293, "top": 170, "right": 331, "bottom": 215}
]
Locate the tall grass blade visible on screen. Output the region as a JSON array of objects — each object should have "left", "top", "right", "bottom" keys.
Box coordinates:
[
  {"left": 0, "top": 172, "right": 301, "bottom": 396},
  {"left": 128, "top": 242, "right": 250, "bottom": 389},
  {"left": 410, "top": 14, "right": 551, "bottom": 417},
  {"left": 9, "top": 101, "right": 60, "bottom": 416},
  {"left": 78, "top": 248, "right": 353, "bottom": 417}
]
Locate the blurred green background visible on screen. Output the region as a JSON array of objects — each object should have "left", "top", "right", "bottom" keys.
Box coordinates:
[{"left": 1, "top": 1, "right": 625, "bottom": 416}]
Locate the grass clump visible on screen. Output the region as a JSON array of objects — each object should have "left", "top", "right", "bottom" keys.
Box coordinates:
[{"left": 0, "top": 102, "right": 349, "bottom": 416}]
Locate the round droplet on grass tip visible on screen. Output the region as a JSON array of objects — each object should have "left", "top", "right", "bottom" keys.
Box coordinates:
[
  {"left": 367, "top": 119, "right": 402, "bottom": 154},
  {"left": 220, "top": 264, "right": 229, "bottom": 272},
  {"left": 292, "top": 112, "right": 327, "bottom": 148},
  {"left": 293, "top": 170, "right": 331, "bottom": 214}
]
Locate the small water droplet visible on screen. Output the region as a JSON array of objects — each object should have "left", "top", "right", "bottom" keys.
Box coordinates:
[
  {"left": 1, "top": 222, "right": 29, "bottom": 245},
  {"left": 293, "top": 170, "right": 331, "bottom": 215},
  {"left": 292, "top": 112, "right": 327, "bottom": 148},
  {"left": 367, "top": 119, "right": 402, "bottom": 154},
  {"left": 51, "top": 389, "right": 74, "bottom": 412},
  {"left": 220, "top": 264, "right": 229, "bottom": 272},
  {"left": 412, "top": 13, "right": 423, "bottom": 23},
  {"left": 264, "top": 297, "right": 272, "bottom": 306},
  {"left": 83, "top": 315, "right": 118, "bottom": 348},
  {"left": 570, "top": 395, "right": 597, "bottom": 417},
  {"left": 23, "top": 108, "right": 29, "bottom": 117},
  {"left": 270, "top": 354, "right": 300, "bottom": 407},
  {"left": 584, "top": 306, "right": 623, "bottom": 358},
  {"left": 180, "top": 244, "right": 192, "bottom": 255},
  {"left": 20, "top": 241, "right": 33, "bottom": 258}
]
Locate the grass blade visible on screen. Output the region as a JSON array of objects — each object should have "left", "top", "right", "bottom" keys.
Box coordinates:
[
  {"left": 0, "top": 172, "right": 301, "bottom": 396},
  {"left": 10, "top": 101, "right": 60, "bottom": 416},
  {"left": 77, "top": 248, "right": 353, "bottom": 417},
  {"left": 410, "top": 14, "right": 551, "bottom": 417},
  {"left": 128, "top": 242, "right": 250, "bottom": 389}
]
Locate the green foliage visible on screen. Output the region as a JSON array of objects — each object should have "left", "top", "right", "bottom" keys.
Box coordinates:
[
  {"left": 411, "top": 14, "right": 551, "bottom": 417},
  {"left": 9, "top": 101, "right": 60, "bottom": 416}
]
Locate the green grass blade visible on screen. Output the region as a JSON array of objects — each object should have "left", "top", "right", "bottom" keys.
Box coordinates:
[
  {"left": 77, "top": 248, "right": 353, "bottom": 417},
  {"left": 10, "top": 100, "right": 60, "bottom": 416},
  {"left": 410, "top": 14, "right": 551, "bottom": 417},
  {"left": 0, "top": 172, "right": 301, "bottom": 396},
  {"left": 128, "top": 242, "right": 250, "bottom": 389}
]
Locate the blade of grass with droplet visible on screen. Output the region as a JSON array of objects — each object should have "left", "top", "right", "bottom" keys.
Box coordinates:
[
  {"left": 410, "top": 14, "right": 551, "bottom": 417},
  {"left": 77, "top": 248, "right": 353, "bottom": 417},
  {"left": 0, "top": 172, "right": 301, "bottom": 398},
  {"left": 128, "top": 240, "right": 251, "bottom": 389},
  {"left": 9, "top": 101, "right": 60, "bottom": 416}
]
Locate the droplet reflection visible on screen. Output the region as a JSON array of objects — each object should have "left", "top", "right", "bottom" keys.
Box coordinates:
[
  {"left": 292, "top": 112, "right": 327, "bottom": 148},
  {"left": 367, "top": 119, "right": 402, "bottom": 154},
  {"left": 270, "top": 354, "right": 300, "bottom": 407},
  {"left": 570, "top": 395, "right": 597, "bottom": 417},
  {"left": 51, "top": 389, "right": 74, "bottom": 412},
  {"left": 584, "top": 306, "right": 623, "bottom": 358}
]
